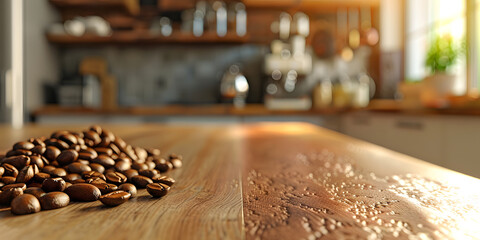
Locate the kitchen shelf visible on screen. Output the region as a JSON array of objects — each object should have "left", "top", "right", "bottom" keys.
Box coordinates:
[
  {"left": 49, "top": 0, "right": 140, "bottom": 16},
  {"left": 243, "top": 0, "right": 380, "bottom": 11},
  {"left": 46, "top": 31, "right": 251, "bottom": 46},
  {"left": 32, "top": 104, "right": 347, "bottom": 117},
  {"left": 33, "top": 101, "right": 480, "bottom": 119}
]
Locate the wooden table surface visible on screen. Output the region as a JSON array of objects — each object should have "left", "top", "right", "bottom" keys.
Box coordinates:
[{"left": 0, "top": 123, "right": 479, "bottom": 240}]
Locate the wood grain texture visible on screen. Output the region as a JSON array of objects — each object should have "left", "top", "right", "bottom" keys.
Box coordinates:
[
  {"left": 1, "top": 123, "right": 480, "bottom": 240},
  {"left": 241, "top": 123, "right": 480, "bottom": 240},
  {"left": 0, "top": 124, "right": 244, "bottom": 240}
]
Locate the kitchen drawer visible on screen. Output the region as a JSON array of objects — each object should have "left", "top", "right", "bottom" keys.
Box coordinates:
[{"left": 342, "top": 113, "right": 446, "bottom": 167}]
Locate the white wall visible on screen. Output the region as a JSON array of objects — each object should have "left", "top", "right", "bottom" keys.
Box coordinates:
[
  {"left": 380, "top": 0, "right": 404, "bottom": 51},
  {"left": 24, "top": 1, "right": 60, "bottom": 115}
]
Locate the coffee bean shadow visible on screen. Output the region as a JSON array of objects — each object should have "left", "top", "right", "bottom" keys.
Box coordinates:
[
  {"left": 131, "top": 195, "right": 154, "bottom": 202},
  {"left": 0, "top": 206, "right": 15, "bottom": 218},
  {"left": 76, "top": 201, "right": 120, "bottom": 212}
]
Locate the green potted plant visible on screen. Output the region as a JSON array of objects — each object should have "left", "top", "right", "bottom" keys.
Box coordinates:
[{"left": 421, "top": 34, "right": 463, "bottom": 107}]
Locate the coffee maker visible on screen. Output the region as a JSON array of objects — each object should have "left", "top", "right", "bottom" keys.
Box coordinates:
[{"left": 263, "top": 12, "right": 312, "bottom": 110}]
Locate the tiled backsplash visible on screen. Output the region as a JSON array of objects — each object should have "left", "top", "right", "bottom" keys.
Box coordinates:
[{"left": 60, "top": 45, "right": 268, "bottom": 106}]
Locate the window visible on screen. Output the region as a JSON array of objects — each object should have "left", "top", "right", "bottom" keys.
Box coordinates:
[
  {"left": 476, "top": 0, "right": 480, "bottom": 88},
  {"left": 405, "top": 0, "right": 467, "bottom": 95}
]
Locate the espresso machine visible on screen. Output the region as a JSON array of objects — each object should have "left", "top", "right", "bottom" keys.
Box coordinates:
[{"left": 263, "top": 12, "right": 312, "bottom": 110}]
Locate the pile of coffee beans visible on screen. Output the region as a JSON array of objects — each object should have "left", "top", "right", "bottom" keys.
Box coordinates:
[{"left": 0, "top": 125, "right": 181, "bottom": 215}]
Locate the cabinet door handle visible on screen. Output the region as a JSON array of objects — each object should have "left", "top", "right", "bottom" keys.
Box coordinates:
[{"left": 395, "top": 120, "right": 424, "bottom": 130}]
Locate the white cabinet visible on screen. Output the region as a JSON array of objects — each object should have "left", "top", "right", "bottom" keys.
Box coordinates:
[
  {"left": 342, "top": 113, "right": 480, "bottom": 178},
  {"left": 443, "top": 116, "right": 480, "bottom": 178}
]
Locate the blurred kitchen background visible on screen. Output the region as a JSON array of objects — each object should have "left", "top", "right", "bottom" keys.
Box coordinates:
[{"left": 1, "top": 0, "right": 480, "bottom": 177}]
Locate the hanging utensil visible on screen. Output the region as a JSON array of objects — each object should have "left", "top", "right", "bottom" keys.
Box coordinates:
[
  {"left": 338, "top": 9, "right": 353, "bottom": 62},
  {"left": 361, "top": 7, "right": 379, "bottom": 46},
  {"left": 348, "top": 8, "right": 360, "bottom": 49}
]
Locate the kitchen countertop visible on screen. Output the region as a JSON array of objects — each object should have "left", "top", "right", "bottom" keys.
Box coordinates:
[
  {"left": 32, "top": 101, "right": 480, "bottom": 119},
  {"left": 0, "top": 123, "right": 479, "bottom": 239}
]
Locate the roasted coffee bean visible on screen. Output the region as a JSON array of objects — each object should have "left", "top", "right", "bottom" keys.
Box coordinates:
[
  {"left": 169, "top": 153, "right": 182, "bottom": 161},
  {"left": 146, "top": 161, "right": 156, "bottom": 170},
  {"left": 92, "top": 155, "right": 115, "bottom": 168},
  {"left": 51, "top": 168, "right": 67, "bottom": 178},
  {"left": 152, "top": 176, "right": 175, "bottom": 186},
  {"left": 13, "top": 141, "right": 35, "bottom": 151},
  {"left": 51, "top": 130, "right": 70, "bottom": 139},
  {"left": 2, "top": 176, "right": 16, "bottom": 185},
  {"left": 92, "top": 183, "right": 118, "bottom": 195},
  {"left": 3, "top": 183, "right": 27, "bottom": 191},
  {"left": 146, "top": 148, "right": 161, "bottom": 157},
  {"left": 114, "top": 137, "right": 127, "bottom": 150},
  {"left": 2, "top": 155, "right": 30, "bottom": 170},
  {"left": 76, "top": 159, "right": 89, "bottom": 165},
  {"left": 95, "top": 147, "right": 112, "bottom": 156},
  {"left": 6, "top": 149, "right": 32, "bottom": 157},
  {"left": 11, "top": 194, "right": 41, "bottom": 215},
  {"left": 154, "top": 158, "right": 172, "bottom": 173},
  {"left": 84, "top": 139, "right": 94, "bottom": 147},
  {"left": 75, "top": 135, "right": 85, "bottom": 145},
  {"left": 89, "top": 163, "right": 105, "bottom": 174},
  {"left": 146, "top": 183, "right": 170, "bottom": 198},
  {"left": 131, "top": 162, "right": 148, "bottom": 171},
  {"left": 82, "top": 171, "right": 106, "bottom": 181},
  {"left": 90, "top": 125, "right": 103, "bottom": 134},
  {"left": 42, "top": 165, "right": 56, "bottom": 175},
  {"left": 39, "top": 192, "right": 70, "bottom": 210},
  {"left": 71, "top": 177, "right": 85, "bottom": 183},
  {"left": 0, "top": 166, "right": 4, "bottom": 177},
  {"left": 44, "top": 146, "right": 61, "bottom": 162},
  {"left": 97, "top": 137, "right": 111, "bottom": 148},
  {"left": 24, "top": 187, "right": 46, "bottom": 198},
  {"left": 105, "top": 172, "right": 127, "bottom": 184},
  {"left": 31, "top": 164, "right": 39, "bottom": 175},
  {"left": 65, "top": 183, "right": 101, "bottom": 202},
  {"left": 69, "top": 144, "right": 81, "bottom": 152},
  {"left": 30, "top": 155, "right": 45, "bottom": 168},
  {"left": 118, "top": 183, "right": 137, "bottom": 198},
  {"left": 16, "top": 165, "right": 34, "bottom": 183},
  {"left": 134, "top": 147, "right": 148, "bottom": 161},
  {"left": 0, "top": 182, "right": 4, "bottom": 188},
  {"left": 99, "top": 190, "right": 130, "bottom": 206},
  {"left": 131, "top": 175, "right": 153, "bottom": 189},
  {"left": 84, "top": 130, "right": 102, "bottom": 146},
  {"left": 30, "top": 138, "right": 46, "bottom": 147},
  {"left": 114, "top": 161, "right": 131, "bottom": 172},
  {"left": 170, "top": 158, "right": 182, "bottom": 169},
  {"left": 50, "top": 161, "right": 60, "bottom": 167},
  {"left": 45, "top": 138, "right": 69, "bottom": 151},
  {"left": 123, "top": 169, "right": 138, "bottom": 181},
  {"left": 104, "top": 168, "right": 116, "bottom": 174},
  {"left": 138, "top": 169, "right": 159, "bottom": 179},
  {"left": 65, "top": 182, "right": 72, "bottom": 189},
  {"left": 56, "top": 150, "right": 79, "bottom": 166},
  {"left": 59, "top": 133, "right": 77, "bottom": 145},
  {"left": 42, "top": 177, "right": 66, "bottom": 192},
  {"left": 0, "top": 187, "right": 23, "bottom": 205},
  {"left": 109, "top": 143, "right": 121, "bottom": 155},
  {"left": 100, "top": 129, "right": 115, "bottom": 142},
  {"left": 125, "top": 146, "right": 138, "bottom": 161},
  {"left": 78, "top": 151, "right": 97, "bottom": 161},
  {"left": 85, "top": 177, "right": 106, "bottom": 184},
  {"left": 67, "top": 162, "right": 91, "bottom": 174},
  {"left": 31, "top": 145, "right": 46, "bottom": 155},
  {"left": 63, "top": 173, "right": 82, "bottom": 182},
  {"left": 3, "top": 163, "right": 19, "bottom": 177}
]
